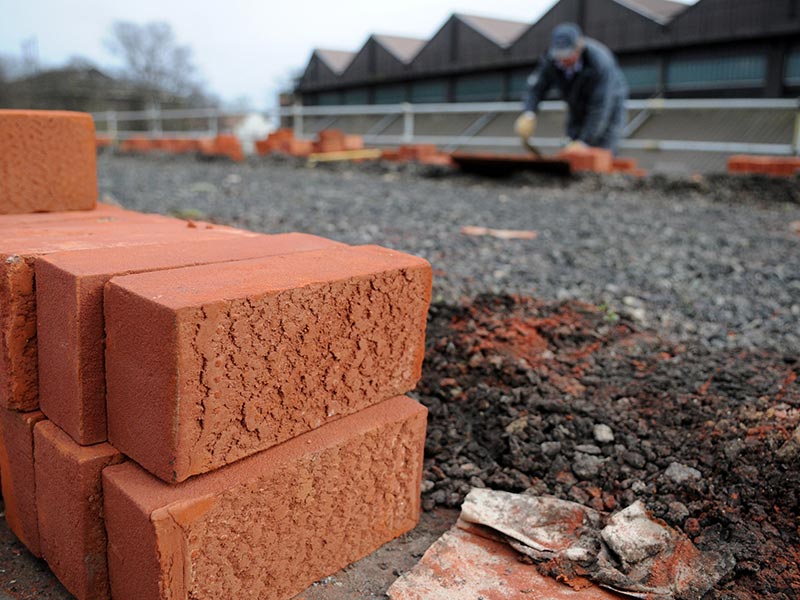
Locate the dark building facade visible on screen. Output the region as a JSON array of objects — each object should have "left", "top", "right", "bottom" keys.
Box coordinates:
[{"left": 295, "top": 0, "right": 800, "bottom": 104}]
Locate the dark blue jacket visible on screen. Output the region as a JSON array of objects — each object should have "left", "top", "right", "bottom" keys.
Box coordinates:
[{"left": 524, "top": 38, "right": 628, "bottom": 148}]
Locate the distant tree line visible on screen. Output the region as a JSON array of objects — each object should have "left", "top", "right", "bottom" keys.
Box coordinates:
[{"left": 0, "top": 21, "right": 217, "bottom": 114}]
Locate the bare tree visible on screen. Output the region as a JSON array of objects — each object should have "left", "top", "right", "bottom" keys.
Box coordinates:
[{"left": 105, "top": 21, "right": 201, "bottom": 105}]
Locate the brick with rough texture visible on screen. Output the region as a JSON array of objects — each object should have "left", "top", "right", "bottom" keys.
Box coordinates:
[
  {"left": 0, "top": 408, "right": 45, "bottom": 556},
  {"left": 36, "top": 233, "right": 342, "bottom": 445},
  {"left": 0, "top": 217, "right": 261, "bottom": 411},
  {"left": 0, "top": 110, "right": 97, "bottom": 214},
  {"left": 34, "top": 421, "right": 123, "bottom": 600},
  {"left": 105, "top": 244, "right": 431, "bottom": 482},
  {"left": 103, "top": 395, "right": 426, "bottom": 600}
]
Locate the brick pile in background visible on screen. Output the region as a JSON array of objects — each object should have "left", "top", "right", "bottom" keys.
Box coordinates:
[
  {"left": 0, "top": 109, "right": 432, "bottom": 600},
  {"left": 728, "top": 155, "right": 800, "bottom": 177}
]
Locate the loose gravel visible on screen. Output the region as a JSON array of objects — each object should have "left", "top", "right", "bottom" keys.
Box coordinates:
[{"left": 98, "top": 153, "right": 800, "bottom": 355}]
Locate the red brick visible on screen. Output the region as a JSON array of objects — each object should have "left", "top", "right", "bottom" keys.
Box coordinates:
[
  {"left": 287, "top": 138, "right": 314, "bottom": 156},
  {"left": 103, "top": 396, "right": 426, "bottom": 600},
  {"left": 36, "top": 233, "right": 342, "bottom": 445},
  {"left": 105, "top": 244, "right": 432, "bottom": 482},
  {"left": 0, "top": 110, "right": 97, "bottom": 214},
  {"left": 34, "top": 421, "right": 123, "bottom": 600},
  {"left": 343, "top": 134, "right": 365, "bottom": 151},
  {"left": 558, "top": 147, "right": 613, "bottom": 173},
  {"left": 199, "top": 134, "right": 244, "bottom": 161},
  {"left": 118, "top": 137, "right": 152, "bottom": 153},
  {"left": 0, "top": 218, "right": 263, "bottom": 411},
  {"left": 0, "top": 408, "right": 45, "bottom": 555},
  {"left": 612, "top": 157, "right": 638, "bottom": 173}
]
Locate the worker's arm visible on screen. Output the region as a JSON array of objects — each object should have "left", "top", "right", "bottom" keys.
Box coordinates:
[{"left": 523, "top": 59, "right": 556, "bottom": 114}]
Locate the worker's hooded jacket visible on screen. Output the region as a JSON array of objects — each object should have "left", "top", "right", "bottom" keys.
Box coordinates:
[{"left": 524, "top": 38, "right": 628, "bottom": 147}]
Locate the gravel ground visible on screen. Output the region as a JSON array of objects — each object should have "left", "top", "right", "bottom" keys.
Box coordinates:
[
  {"left": 4, "top": 153, "right": 798, "bottom": 599},
  {"left": 98, "top": 153, "right": 800, "bottom": 354}
]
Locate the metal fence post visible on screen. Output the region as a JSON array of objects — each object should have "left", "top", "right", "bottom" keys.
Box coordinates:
[
  {"left": 402, "top": 102, "right": 414, "bottom": 143},
  {"left": 106, "top": 111, "right": 117, "bottom": 141},
  {"left": 293, "top": 102, "right": 304, "bottom": 138},
  {"left": 209, "top": 111, "right": 219, "bottom": 137}
]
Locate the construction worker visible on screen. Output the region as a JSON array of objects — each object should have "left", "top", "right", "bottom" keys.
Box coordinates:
[{"left": 515, "top": 23, "right": 628, "bottom": 154}]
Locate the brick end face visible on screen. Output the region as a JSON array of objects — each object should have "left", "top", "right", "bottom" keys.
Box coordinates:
[
  {"left": 0, "top": 110, "right": 98, "bottom": 215},
  {"left": 104, "top": 396, "right": 427, "bottom": 600}
]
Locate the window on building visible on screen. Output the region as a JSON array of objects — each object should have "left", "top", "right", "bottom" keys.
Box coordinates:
[
  {"left": 454, "top": 73, "right": 504, "bottom": 102},
  {"left": 410, "top": 79, "right": 448, "bottom": 103},
  {"left": 318, "top": 92, "right": 342, "bottom": 106},
  {"left": 786, "top": 47, "right": 800, "bottom": 86},
  {"left": 374, "top": 84, "right": 406, "bottom": 104},
  {"left": 509, "top": 69, "right": 533, "bottom": 100},
  {"left": 343, "top": 88, "right": 369, "bottom": 105},
  {"left": 620, "top": 63, "right": 660, "bottom": 93},
  {"left": 667, "top": 55, "right": 767, "bottom": 90}
]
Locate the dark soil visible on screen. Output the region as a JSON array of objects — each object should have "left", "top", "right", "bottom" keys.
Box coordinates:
[{"left": 415, "top": 294, "right": 800, "bottom": 599}]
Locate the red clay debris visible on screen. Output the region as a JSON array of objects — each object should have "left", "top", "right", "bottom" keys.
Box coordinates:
[
  {"left": 35, "top": 233, "right": 341, "bottom": 445},
  {"left": 34, "top": 421, "right": 124, "bottom": 600},
  {"left": 0, "top": 110, "right": 98, "bottom": 214},
  {"left": 105, "top": 244, "right": 432, "bottom": 482},
  {"left": 103, "top": 396, "right": 427, "bottom": 600}
]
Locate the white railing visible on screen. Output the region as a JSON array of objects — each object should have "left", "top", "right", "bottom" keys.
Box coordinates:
[{"left": 91, "top": 97, "right": 800, "bottom": 156}]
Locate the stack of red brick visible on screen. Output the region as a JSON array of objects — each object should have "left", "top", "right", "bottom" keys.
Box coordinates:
[
  {"left": 0, "top": 110, "right": 431, "bottom": 600},
  {"left": 116, "top": 135, "right": 244, "bottom": 161},
  {"left": 255, "top": 128, "right": 365, "bottom": 158},
  {"left": 727, "top": 155, "right": 800, "bottom": 177}
]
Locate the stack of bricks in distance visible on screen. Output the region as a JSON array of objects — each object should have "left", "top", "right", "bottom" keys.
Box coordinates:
[{"left": 0, "top": 109, "right": 433, "bottom": 600}]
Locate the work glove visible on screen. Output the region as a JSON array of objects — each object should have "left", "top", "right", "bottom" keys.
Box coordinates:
[
  {"left": 562, "top": 139, "right": 589, "bottom": 153},
  {"left": 514, "top": 111, "right": 537, "bottom": 139}
]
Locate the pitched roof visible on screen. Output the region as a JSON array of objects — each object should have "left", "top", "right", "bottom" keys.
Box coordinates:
[
  {"left": 373, "top": 35, "right": 426, "bottom": 64},
  {"left": 455, "top": 13, "right": 530, "bottom": 48},
  {"left": 315, "top": 49, "right": 356, "bottom": 74},
  {"left": 613, "top": 0, "right": 688, "bottom": 24}
]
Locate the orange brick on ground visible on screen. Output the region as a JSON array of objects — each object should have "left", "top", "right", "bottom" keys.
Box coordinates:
[
  {"left": 727, "top": 155, "right": 800, "bottom": 177},
  {"left": 0, "top": 408, "right": 46, "bottom": 556},
  {"left": 36, "top": 233, "right": 342, "bottom": 445},
  {"left": 103, "top": 396, "right": 426, "bottom": 600},
  {"left": 105, "top": 244, "right": 431, "bottom": 482},
  {"left": 0, "top": 110, "right": 97, "bottom": 215},
  {"left": 0, "top": 216, "right": 262, "bottom": 411},
  {"left": 118, "top": 137, "right": 152, "bottom": 153},
  {"left": 557, "top": 147, "right": 613, "bottom": 173},
  {"left": 34, "top": 421, "right": 123, "bottom": 600},
  {"left": 199, "top": 134, "right": 244, "bottom": 161}
]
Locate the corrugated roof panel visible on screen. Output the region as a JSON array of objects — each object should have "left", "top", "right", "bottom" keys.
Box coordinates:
[
  {"left": 373, "top": 35, "right": 426, "bottom": 64},
  {"left": 613, "top": 0, "right": 690, "bottom": 24},
  {"left": 456, "top": 13, "right": 530, "bottom": 48},
  {"left": 316, "top": 49, "right": 356, "bottom": 74}
]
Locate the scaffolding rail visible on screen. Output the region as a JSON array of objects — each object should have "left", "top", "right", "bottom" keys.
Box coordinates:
[{"left": 92, "top": 98, "right": 800, "bottom": 156}]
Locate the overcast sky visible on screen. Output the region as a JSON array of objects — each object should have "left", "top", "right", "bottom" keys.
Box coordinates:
[{"left": 1, "top": 0, "right": 694, "bottom": 109}]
